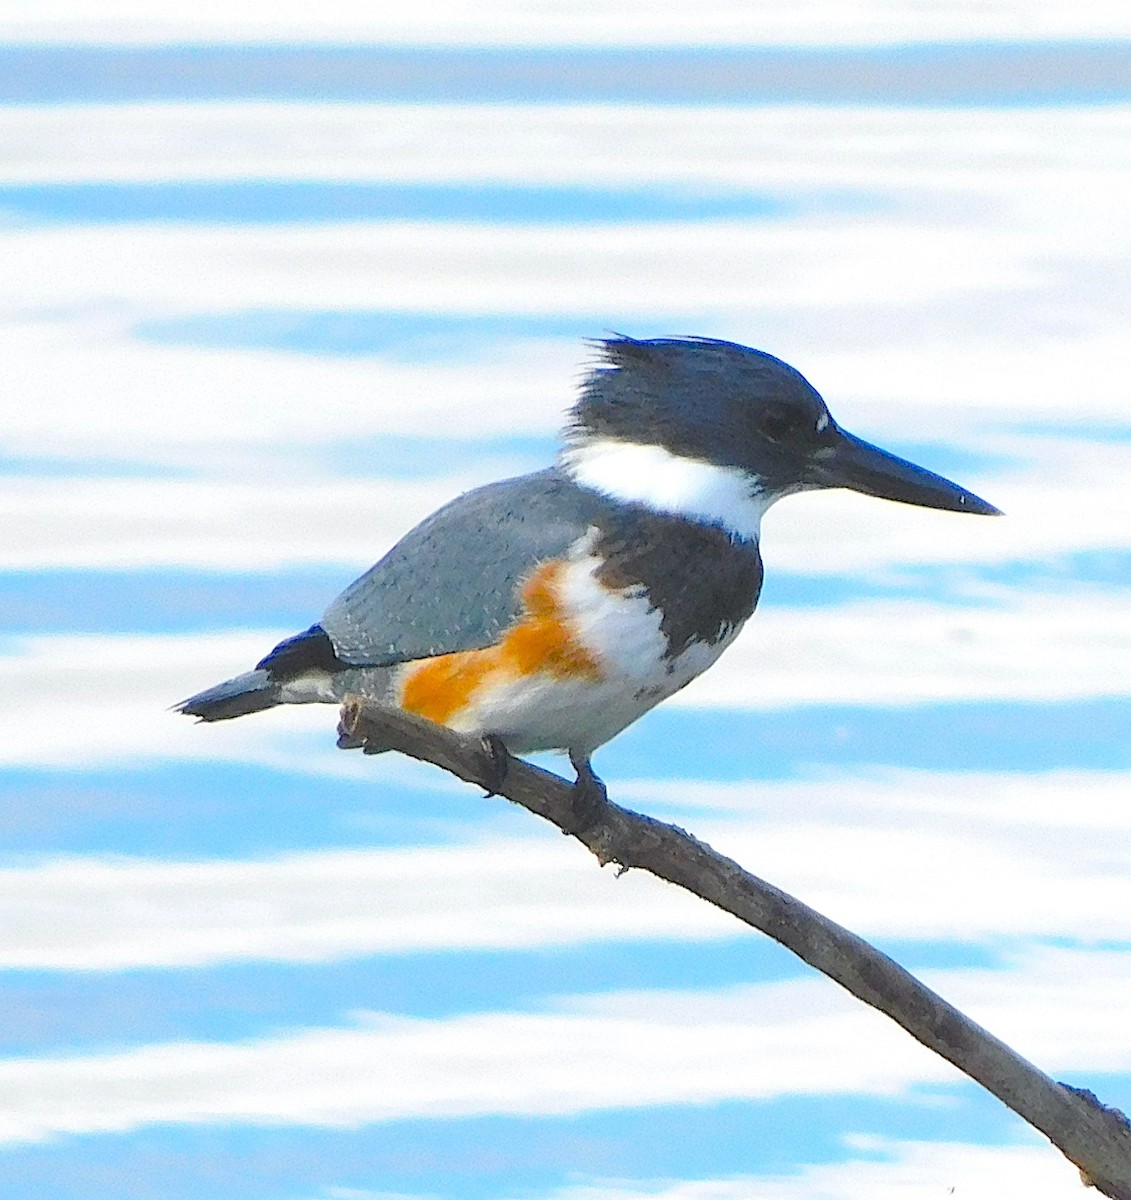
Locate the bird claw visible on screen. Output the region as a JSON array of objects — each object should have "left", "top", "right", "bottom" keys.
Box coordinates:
[
  {"left": 336, "top": 713, "right": 390, "bottom": 754},
  {"left": 336, "top": 716, "right": 365, "bottom": 750},
  {"left": 561, "top": 752, "right": 608, "bottom": 835},
  {"left": 478, "top": 734, "right": 511, "bottom": 797}
]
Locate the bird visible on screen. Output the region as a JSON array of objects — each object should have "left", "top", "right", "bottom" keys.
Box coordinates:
[{"left": 178, "top": 335, "right": 999, "bottom": 830}]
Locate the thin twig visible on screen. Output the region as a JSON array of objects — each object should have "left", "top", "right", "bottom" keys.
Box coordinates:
[{"left": 340, "top": 697, "right": 1131, "bottom": 1199}]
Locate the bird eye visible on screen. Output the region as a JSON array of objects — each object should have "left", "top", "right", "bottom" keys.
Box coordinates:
[{"left": 760, "top": 406, "right": 808, "bottom": 443}]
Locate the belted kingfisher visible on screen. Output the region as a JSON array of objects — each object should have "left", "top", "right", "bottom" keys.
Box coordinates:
[{"left": 179, "top": 336, "right": 998, "bottom": 825}]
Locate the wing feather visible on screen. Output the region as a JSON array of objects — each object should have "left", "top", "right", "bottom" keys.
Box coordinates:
[{"left": 321, "top": 467, "right": 609, "bottom": 667}]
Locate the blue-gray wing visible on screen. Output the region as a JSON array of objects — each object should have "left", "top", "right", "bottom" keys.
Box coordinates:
[{"left": 320, "top": 467, "right": 611, "bottom": 667}]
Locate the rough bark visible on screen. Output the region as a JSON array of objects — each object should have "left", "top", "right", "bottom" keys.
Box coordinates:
[{"left": 340, "top": 697, "right": 1131, "bottom": 1198}]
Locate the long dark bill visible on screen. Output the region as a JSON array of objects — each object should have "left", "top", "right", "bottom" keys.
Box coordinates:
[{"left": 811, "top": 428, "right": 1002, "bottom": 515}]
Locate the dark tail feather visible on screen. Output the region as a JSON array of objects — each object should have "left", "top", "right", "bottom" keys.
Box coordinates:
[{"left": 175, "top": 669, "right": 279, "bottom": 722}]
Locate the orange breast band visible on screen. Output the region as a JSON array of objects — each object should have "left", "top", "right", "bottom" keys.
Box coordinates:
[{"left": 400, "top": 560, "right": 602, "bottom": 726}]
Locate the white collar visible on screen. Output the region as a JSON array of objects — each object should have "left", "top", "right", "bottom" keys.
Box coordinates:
[{"left": 562, "top": 438, "right": 768, "bottom": 541}]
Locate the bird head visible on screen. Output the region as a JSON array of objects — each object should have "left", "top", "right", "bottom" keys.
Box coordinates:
[{"left": 562, "top": 336, "right": 1000, "bottom": 535}]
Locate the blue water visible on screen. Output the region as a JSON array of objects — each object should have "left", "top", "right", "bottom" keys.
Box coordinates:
[
  {"left": 1, "top": 692, "right": 1125, "bottom": 861},
  {"left": 0, "top": 937, "right": 805, "bottom": 1052},
  {"left": 0, "top": 933, "right": 1016, "bottom": 1056},
  {"left": 0, "top": 1085, "right": 1043, "bottom": 1200},
  {"left": 0, "top": 1089, "right": 1046, "bottom": 1200},
  {"left": 134, "top": 310, "right": 658, "bottom": 360},
  {"left": 0, "top": 758, "right": 500, "bottom": 859},
  {"left": 0, "top": 181, "right": 808, "bottom": 226},
  {"left": 2, "top": 43, "right": 1129, "bottom": 105},
  {"left": 608, "top": 697, "right": 1131, "bottom": 777}
]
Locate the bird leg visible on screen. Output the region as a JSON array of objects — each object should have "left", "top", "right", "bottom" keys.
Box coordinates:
[
  {"left": 478, "top": 733, "right": 511, "bottom": 797},
  {"left": 563, "top": 750, "right": 608, "bottom": 835}
]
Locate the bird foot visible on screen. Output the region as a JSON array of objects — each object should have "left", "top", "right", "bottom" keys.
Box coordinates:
[
  {"left": 336, "top": 712, "right": 391, "bottom": 754},
  {"left": 336, "top": 713, "right": 365, "bottom": 750},
  {"left": 562, "top": 751, "right": 608, "bottom": 835},
  {"left": 478, "top": 734, "right": 511, "bottom": 797}
]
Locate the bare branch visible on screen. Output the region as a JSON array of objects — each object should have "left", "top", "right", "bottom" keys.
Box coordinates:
[{"left": 340, "top": 697, "right": 1131, "bottom": 1199}]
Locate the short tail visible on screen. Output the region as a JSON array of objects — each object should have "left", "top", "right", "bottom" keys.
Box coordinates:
[{"left": 175, "top": 669, "right": 280, "bottom": 722}]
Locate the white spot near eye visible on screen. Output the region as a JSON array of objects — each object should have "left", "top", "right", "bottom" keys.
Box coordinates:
[{"left": 815, "top": 412, "right": 830, "bottom": 433}]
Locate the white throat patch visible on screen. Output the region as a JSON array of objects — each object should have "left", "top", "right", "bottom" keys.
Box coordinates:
[{"left": 562, "top": 438, "right": 769, "bottom": 541}]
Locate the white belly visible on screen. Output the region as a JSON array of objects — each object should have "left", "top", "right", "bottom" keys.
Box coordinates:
[
  {"left": 454, "top": 640, "right": 733, "bottom": 754},
  {"left": 431, "top": 549, "right": 743, "bottom": 755}
]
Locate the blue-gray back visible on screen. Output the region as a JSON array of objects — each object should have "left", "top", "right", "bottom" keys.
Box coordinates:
[{"left": 321, "top": 467, "right": 611, "bottom": 667}]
